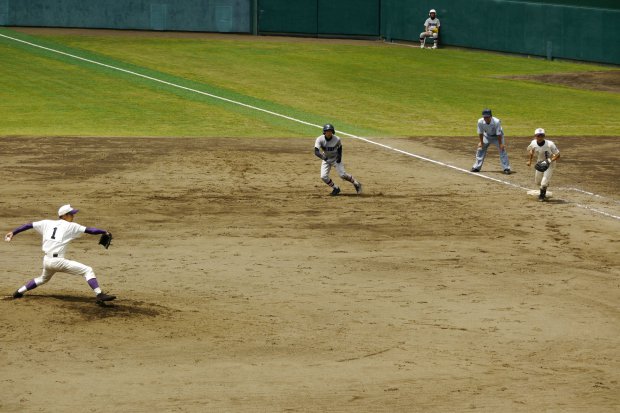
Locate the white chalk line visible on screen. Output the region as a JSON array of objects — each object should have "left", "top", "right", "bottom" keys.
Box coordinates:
[
  {"left": 558, "top": 187, "right": 620, "bottom": 204},
  {"left": 2, "top": 32, "right": 618, "bottom": 221}
]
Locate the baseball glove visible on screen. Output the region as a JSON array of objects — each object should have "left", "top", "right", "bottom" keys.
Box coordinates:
[
  {"left": 535, "top": 159, "right": 551, "bottom": 172},
  {"left": 99, "top": 232, "right": 112, "bottom": 249}
]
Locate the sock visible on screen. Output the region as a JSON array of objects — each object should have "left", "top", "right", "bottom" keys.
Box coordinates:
[
  {"left": 87, "top": 278, "right": 102, "bottom": 294},
  {"left": 22, "top": 279, "right": 38, "bottom": 292}
]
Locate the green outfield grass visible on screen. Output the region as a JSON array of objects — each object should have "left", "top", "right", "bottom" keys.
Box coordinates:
[{"left": 1, "top": 28, "right": 618, "bottom": 137}]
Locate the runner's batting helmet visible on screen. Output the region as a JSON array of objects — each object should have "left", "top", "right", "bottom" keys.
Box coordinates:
[{"left": 323, "top": 124, "right": 335, "bottom": 133}]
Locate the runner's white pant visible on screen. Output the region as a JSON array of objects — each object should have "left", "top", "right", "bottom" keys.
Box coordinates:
[
  {"left": 321, "top": 160, "right": 350, "bottom": 183},
  {"left": 34, "top": 255, "right": 96, "bottom": 286}
]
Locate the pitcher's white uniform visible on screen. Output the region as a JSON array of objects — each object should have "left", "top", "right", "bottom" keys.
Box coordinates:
[
  {"left": 527, "top": 138, "right": 560, "bottom": 189},
  {"left": 7, "top": 204, "right": 115, "bottom": 302},
  {"left": 33, "top": 218, "right": 96, "bottom": 285}
]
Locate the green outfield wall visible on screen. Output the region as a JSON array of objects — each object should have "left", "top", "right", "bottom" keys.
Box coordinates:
[
  {"left": 0, "top": 0, "right": 251, "bottom": 33},
  {"left": 1, "top": 0, "right": 618, "bottom": 64},
  {"left": 258, "top": 0, "right": 381, "bottom": 37},
  {"left": 380, "top": 0, "right": 620, "bottom": 65}
]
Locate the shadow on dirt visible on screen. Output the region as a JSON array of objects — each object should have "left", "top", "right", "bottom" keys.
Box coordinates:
[{"left": 4, "top": 294, "right": 169, "bottom": 320}]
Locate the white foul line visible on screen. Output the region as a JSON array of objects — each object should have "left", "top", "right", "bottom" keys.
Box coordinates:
[
  {"left": 1, "top": 32, "right": 618, "bottom": 221},
  {"left": 0, "top": 33, "right": 324, "bottom": 131}
]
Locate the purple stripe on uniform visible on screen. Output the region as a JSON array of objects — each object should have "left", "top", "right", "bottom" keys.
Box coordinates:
[
  {"left": 85, "top": 227, "right": 106, "bottom": 235},
  {"left": 26, "top": 279, "right": 37, "bottom": 290},
  {"left": 13, "top": 223, "right": 33, "bottom": 235},
  {"left": 87, "top": 278, "right": 100, "bottom": 290}
]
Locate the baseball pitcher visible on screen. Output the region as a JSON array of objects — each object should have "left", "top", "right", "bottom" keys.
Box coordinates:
[
  {"left": 420, "top": 9, "right": 440, "bottom": 49},
  {"left": 5, "top": 204, "right": 116, "bottom": 303},
  {"left": 314, "top": 124, "right": 362, "bottom": 196},
  {"left": 527, "top": 128, "right": 560, "bottom": 201}
]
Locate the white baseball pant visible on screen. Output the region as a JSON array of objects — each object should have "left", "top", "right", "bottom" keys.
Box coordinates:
[
  {"left": 33, "top": 255, "right": 96, "bottom": 286},
  {"left": 535, "top": 164, "right": 555, "bottom": 188},
  {"left": 321, "top": 160, "right": 351, "bottom": 183}
]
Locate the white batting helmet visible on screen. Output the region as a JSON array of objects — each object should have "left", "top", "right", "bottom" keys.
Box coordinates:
[
  {"left": 534, "top": 128, "right": 546, "bottom": 136},
  {"left": 429, "top": 9, "right": 437, "bottom": 15}
]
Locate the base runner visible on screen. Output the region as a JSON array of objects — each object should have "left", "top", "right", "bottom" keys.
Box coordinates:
[{"left": 314, "top": 124, "right": 362, "bottom": 196}]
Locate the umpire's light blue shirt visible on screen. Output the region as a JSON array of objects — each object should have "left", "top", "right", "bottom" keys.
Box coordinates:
[{"left": 477, "top": 117, "right": 503, "bottom": 137}]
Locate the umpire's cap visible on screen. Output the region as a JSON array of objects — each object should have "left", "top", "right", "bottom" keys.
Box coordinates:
[
  {"left": 482, "top": 109, "right": 492, "bottom": 117},
  {"left": 323, "top": 124, "right": 335, "bottom": 133}
]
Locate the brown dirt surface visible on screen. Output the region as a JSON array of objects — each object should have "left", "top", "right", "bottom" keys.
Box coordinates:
[
  {"left": 506, "top": 71, "right": 620, "bottom": 93},
  {"left": 1, "top": 135, "right": 619, "bottom": 412},
  {"left": 10, "top": 26, "right": 387, "bottom": 46}
]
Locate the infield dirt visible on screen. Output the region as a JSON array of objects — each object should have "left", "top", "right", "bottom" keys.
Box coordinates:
[{"left": 1, "top": 135, "right": 618, "bottom": 412}]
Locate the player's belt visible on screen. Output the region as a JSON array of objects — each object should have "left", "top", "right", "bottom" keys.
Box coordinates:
[{"left": 46, "top": 253, "right": 63, "bottom": 258}]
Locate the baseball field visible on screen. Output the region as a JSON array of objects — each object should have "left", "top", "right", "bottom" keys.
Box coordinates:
[{"left": 1, "top": 27, "right": 619, "bottom": 412}]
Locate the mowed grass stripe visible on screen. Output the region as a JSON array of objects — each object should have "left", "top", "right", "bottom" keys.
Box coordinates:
[
  {"left": 0, "top": 44, "right": 296, "bottom": 137},
  {"left": 42, "top": 31, "right": 620, "bottom": 137},
  {"left": 2, "top": 28, "right": 619, "bottom": 137},
  {"left": 0, "top": 29, "right": 340, "bottom": 137}
]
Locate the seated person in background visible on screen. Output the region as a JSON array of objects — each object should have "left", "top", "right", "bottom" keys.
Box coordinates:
[{"left": 420, "top": 9, "right": 440, "bottom": 49}]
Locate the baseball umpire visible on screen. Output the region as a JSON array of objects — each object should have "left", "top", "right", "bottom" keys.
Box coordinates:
[
  {"left": 471, "top": 108, "right": 512, "bottom": 174},
  {"left": 314, "top": 124, "right": 362, "bottom": 196},
  {"left": 526, "top": 128, "right": 560, "bottom": 201},
  {"left": 5, "top": 204, "right": 116, "bottom": 303}
]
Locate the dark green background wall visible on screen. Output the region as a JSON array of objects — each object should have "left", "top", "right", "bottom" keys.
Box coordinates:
[
  {"left": 380, "top": 0, "right": 620, "bottom": 65},
  {"left": 258, "top": 0, "right": 380, "bottom": 37},
  {"left": 0, "top": 0, "right": 251, "bottom": 32},
  {"left": 2, "top": 0, "right": 618, "bottom": 64}
]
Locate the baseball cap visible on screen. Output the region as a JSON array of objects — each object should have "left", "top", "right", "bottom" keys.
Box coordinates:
[
  {"left": 482, "top": 109, "right": 492, "bottom": 117},
  {"left": 58, "top": 204, "right": 79, "bottom": 217},
  {"left": 534, "top": 128, "right": 546, "bottom": 135}
]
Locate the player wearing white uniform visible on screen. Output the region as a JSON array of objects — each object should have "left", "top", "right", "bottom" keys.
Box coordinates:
[
  {"left": 471, "top": 108, "right": 511, "bottom": 174},
  {"left": 314, "top": 124, "right": 362, "bottom": 196},
  {"left": 527, "top": 128, "right": 560, "bottom": 201},
  {"left": 420, "top": 9, "right": 440, "bottom": 49},
  {"left": 5, "top": 204, "right": 116, "bottom": 303}
]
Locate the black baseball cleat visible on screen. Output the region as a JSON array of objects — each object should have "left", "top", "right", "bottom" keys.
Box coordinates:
[
  {"left": 13, "top": 290, "right": 23, "bottom": 299},
  {"left": 330, "top": 187, "right": 341, "bottom": 196},
  {"left": 503, "top": 169, "right": 511, "bottom": 175},
  {"left": 538, "top": 187, "right": 547, "bottom": 202},
  {"left": 470, "top": 167, "right": 480, "bottom": 172},
  {"left": 96, "top": 292, "right": 116, "bottom": 302}
]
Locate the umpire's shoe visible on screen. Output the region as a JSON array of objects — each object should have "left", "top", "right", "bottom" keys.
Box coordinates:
[
  {"left": 96, "top": 292, "right": 116, "bottom": 302},
  {"left": 13, "top": 290, "right": 23, "bottom": 299},
  {"left": 330, "top": 187, "right": 341, "bottom": 196}
]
